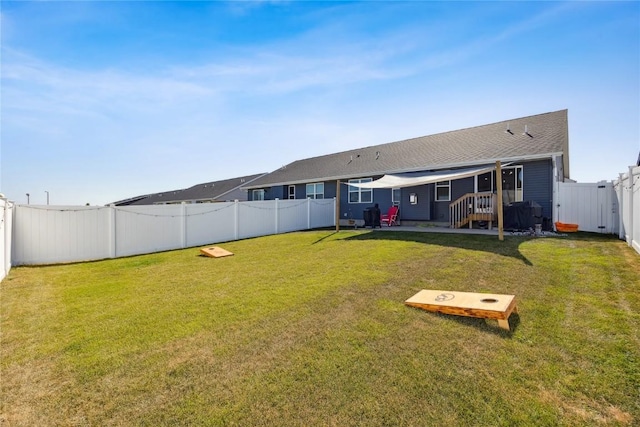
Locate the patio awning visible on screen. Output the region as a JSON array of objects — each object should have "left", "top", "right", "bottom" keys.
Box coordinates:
[{"left": 346, "top": 164, "right": 503, "bottom": 189}]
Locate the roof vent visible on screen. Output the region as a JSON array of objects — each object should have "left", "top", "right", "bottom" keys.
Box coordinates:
[
  {"left": 505, "top": 123, "right": 514, "bottom": 135},
  {"left": 523, "top": 125, "right": 533, "bottom": 138},
  {"left": 376, "top": 151, "right": 380, "bottom": 159}
]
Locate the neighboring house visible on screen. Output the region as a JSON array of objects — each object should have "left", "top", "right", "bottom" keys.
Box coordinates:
[
  {"left": 244, "top": 110, "right": 570, "bottom": 227},
  {"left": 112, "top": 173, "right": 267, "bottom": 206}
]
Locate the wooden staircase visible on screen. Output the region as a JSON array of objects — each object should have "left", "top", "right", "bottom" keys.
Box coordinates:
[{"left": 450, "top": 192, "right": 497, "bottom": 229}]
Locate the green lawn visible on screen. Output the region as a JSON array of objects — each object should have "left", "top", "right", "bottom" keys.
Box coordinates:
[{"left": 1, "top": 230, "right": 639, "bottom": 426}]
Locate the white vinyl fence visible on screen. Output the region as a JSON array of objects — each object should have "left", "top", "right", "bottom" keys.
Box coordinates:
[
  {"left": 1, "top": 198, "right": 14, "bottom": 281},
  {"left": 615, "top": 166, "right": 640, "bottom": 254},
  {"left": 556, "top": 165, "right": 639, "bottom": 255},
  {"left": 556, "top": 181, "right": 618, "bottom": 234},
  {"left": 11, "top": 198, "right": 336, "bottom": 266}
]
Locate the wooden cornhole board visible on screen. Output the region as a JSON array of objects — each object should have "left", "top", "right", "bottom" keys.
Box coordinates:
[
  {"left": 200, "top": 246, "right": 234, "bottom": 258},
  {"left": 405, "top": 289, "right": 518, "bottom": 330}
]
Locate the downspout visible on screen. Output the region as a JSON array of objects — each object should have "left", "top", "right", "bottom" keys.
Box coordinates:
[
  {"left": 551, "top": 155, "right": 558, "bottom": 226},
  {"left": 335, "top": 181, "right": 341, "bottom": 232}
]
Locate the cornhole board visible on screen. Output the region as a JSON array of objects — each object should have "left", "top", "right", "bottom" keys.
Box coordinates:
[
  {"left": 405, "top": 289, "right": 518, "bottom": 330},
  {"left": 200, "top": 246, "right": 234, "bottom": 258}
]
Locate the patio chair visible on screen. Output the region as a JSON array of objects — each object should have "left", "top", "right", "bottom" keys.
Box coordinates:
[{"left": 381, "top": 206, "right": 399, "bottom": 227}]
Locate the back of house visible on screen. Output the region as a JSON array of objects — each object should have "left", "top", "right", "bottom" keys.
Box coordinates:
[{"left": 244, "top": 110, "right": 569, "bottom": 228}]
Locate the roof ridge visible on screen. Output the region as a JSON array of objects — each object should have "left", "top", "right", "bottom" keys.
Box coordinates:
[{"left": 285, "top": 109, "right": 568, "bottom": 165}]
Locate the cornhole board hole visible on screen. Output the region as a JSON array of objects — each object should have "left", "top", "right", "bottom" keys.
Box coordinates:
[
  {"left": 405, "top": 289, "right": 518, "bottom": 330},
  {"left": 200, "top": 246, "right": 234, "bottom": 258}
]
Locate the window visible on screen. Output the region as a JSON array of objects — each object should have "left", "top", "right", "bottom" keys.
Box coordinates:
[
  {"left": 475, "top": 166, "right": 523, "bottom": 204},
  {"left": 348, "top": 178, "right": 373, "bottom": 203},
  {"left": 288, "top": 185, "right": 296, "bottom": 199},
  {"left": 306, "top": 182, "right": 324, "bottom": 199},
  {"left": 501, "top": 167, "right": 523, "bottom": 204},
  {"left": 253, "top": 189, "right": 265, "bottom": 201},
  {"left": 477, "top": 172, "right": 493, "bottom": 193},
  {"left": 392, "top": 188, "right": 401, "bottom": 205},
  {"left": 435, "top": 181, "right": 451, "bottom": 201}
]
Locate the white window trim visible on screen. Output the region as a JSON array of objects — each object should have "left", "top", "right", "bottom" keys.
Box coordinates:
[
  {"left": 435, "top": 180, "right": 451, "bottom": 202},
  {"left": 288, "top": 185, "right": 296, "bottom": 199},
  {"left": 253, "top": 189, "right": 265, "bottom": 201},
  {"left": 306, "top": 182, "right": 324, "bottom": 199},
  {"left": 348, "top": 178, "right": 373, "bottom": 203},
  {"left": 392, "top": 188, "right": 401, "bottom": 206},
  {"left": 474, "top": 165, "right": 523, "bottom": 202}
]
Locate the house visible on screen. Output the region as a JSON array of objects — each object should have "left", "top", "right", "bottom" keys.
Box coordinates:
[
  {"left": 243, "top": 110, "right": 569, "bottom": 227},
  {"left": 112, "top": 173, "right": 267, "bottom": 206}
]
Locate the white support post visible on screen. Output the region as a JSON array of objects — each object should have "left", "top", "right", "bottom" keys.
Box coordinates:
[
  {"left": 274, "top": 198, "right": 279, "bottom": 234},
  {"left": 618, "top": 173, "right": 625, "bottom": 240},
  {"left": 1, "top": 197, "right": 10, "bottom": 278},
  {"left": 181, "top": 202, "right": 187, "bottom": 248},
  {"left": 628, "top": 166, "right": 634, "bottom": 246},
  {"left": 108, "top": 204, "right": 117, "bottom": 259},
  {"left": 307, "top": 197, "right": 311, "bottom": 229},
  {"left": 234, "top": 200, "right": 239, "bottom": 241}
]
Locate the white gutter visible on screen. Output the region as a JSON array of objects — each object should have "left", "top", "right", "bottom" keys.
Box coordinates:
[{"left": 244, "top": 153, "right": 562, "bottom": 189}]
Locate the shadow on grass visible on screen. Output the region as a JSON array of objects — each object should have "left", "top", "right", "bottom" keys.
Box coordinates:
[
  {"left": 335, "top": 230, "right": 534, "bottom": 265},
  {"left": 311, "top": 231, "right": 339, "bottom": 245},
  {"left": 410, "top": 307, "right": 521, "bottom": 337}
]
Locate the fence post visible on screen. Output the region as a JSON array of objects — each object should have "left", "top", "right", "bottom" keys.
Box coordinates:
[
  {"left": 274, "top": 198, "right": 279, "bottom": 234},
  {"left": 618, "top": 173, "right": 625, "bottom": 240},
  {"left": 108, "top": 204, "right": 117, "bottom": 259},
  {"left": 181, "top": 202, "right": 187, "bottom": 248},
  {"left": 1, "top": 198, "right": 10, "bottom": 281},
  {"left": 628, "top": 166, "right": 634, "bottom": 246},
  {"left": 307, "top": 198, "right": 311, "bottom": 229},
  {"left": 234, "top": 200, "right": 239, "bottom": 241}
]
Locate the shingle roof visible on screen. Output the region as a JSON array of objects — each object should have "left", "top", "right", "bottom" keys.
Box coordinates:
[
  {"left": 113, "top": 173, "right": 267, "bottom": 206},
  {"left": 245, "top": 110, "right": 569, "bottom": 189}
]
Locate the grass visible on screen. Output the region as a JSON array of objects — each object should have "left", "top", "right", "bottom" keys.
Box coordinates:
[{"left": 1, "top": 230, "right": 639, "bottom": 426}]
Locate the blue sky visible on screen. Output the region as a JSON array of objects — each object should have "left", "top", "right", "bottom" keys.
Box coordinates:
[{"left": 1, "top": 1, "right": 638, "bottom": 206}]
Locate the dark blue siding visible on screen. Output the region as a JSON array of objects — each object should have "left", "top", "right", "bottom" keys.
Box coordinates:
[
  {"left": 270, "top": 186, "right": 285, "bottom": 200},
  {"left": 433, "top": 177, "right": 475, "bottom": 222},
  {"left": 522, "top": 160, "right": 553, "bottom": 219},
  {"left": 400, "top": 185, "right": 431, "bottom": 221}
]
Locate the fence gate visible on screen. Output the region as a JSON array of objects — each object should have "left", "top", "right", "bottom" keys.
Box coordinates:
[{"left": 557, "top": 182, "right": 618, "bottom": 234}]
